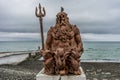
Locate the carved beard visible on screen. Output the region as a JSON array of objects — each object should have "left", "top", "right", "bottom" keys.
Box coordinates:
[
  {"left": 59, "top": 18, "right": 65, "bottom": 26},
  {"left": 57, "top": 17, "right": 69, "bottom": 26}
]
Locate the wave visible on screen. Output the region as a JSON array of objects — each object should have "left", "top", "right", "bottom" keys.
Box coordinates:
[{"left": 81, "top": 59, "right": 120, "bottom": 63}]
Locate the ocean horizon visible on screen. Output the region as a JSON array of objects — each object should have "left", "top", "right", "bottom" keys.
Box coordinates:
[{"left": 0, "top": 41, "right": 120, "bottom": 62}]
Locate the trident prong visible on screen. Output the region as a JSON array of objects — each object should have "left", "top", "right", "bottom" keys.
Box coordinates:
[
  {"left": 35, "top": 3, "right": 46, "bottom": 50},
  {"left": 35, "top": 3, "right": 46, "bottom": 18},
  {"left": 39, "top": 3, "right": 42, "bottom": 14}
]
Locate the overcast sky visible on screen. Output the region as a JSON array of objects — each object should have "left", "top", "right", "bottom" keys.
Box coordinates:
[{"left": 0, "top": 0, "right": 120, "bottom": 41}]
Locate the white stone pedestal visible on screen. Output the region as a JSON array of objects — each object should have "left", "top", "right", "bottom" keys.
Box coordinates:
[{"left": 36, "top": 67, "right": 86, "bottom": 80}]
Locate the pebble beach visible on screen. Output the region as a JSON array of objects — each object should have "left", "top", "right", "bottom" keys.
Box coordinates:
[{"left": 0, "top": 60, "right": 120, "bottom": 80}]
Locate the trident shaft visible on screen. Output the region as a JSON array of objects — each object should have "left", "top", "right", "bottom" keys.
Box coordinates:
[{"left": 35, "top": 3, "right": 46, "bottom": 50}]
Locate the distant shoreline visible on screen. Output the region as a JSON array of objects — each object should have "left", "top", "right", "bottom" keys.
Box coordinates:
[
  {"left": 1, "top": 51, "right": 120, "bottom": 63},
  {"left": 0, "top": 40, "right": 120, "bottom": 42}
]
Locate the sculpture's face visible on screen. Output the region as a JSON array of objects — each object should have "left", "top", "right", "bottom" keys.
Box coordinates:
[{"left": 56, "top": 12, "right": 69, "bottom": 26}]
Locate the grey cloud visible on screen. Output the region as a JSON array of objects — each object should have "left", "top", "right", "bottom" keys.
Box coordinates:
[{"left": 0, "top": 0, "right": 120, "bottom": 35}]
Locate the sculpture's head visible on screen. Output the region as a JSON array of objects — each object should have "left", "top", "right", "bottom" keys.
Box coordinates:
[{"left": 56, "top": 7, "right": 69, "bottom": 26}]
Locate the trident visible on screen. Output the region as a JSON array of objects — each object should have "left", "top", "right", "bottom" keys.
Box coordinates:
[{"left": 35, "top": 3, "right": 46, "bottom": 50}]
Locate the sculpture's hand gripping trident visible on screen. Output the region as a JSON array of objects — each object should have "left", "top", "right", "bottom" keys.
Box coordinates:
[{"left": 35, "top": 3, "right": 46, "bottom": 50}]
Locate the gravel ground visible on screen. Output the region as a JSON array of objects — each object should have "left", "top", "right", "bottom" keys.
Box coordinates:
[
  {"left": 0, "top": 60, "right": 120, "bottom": 80},
  {"left": 81, "top": 62, "right": 120, "bottom": 80},
  {"left": 0, "top": 60, "right": 43, "bottom": 80}
]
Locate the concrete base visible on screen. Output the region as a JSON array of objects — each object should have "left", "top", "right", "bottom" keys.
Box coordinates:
[{"left": 36, "top": 67, "right": 86, "bottom": 80}]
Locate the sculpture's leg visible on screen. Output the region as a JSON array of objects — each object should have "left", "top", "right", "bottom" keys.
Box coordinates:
[
  {"left": 69, "top": 57, "right": 81, "bottom": 75},
  {"left": 44, "top": 58, "right": 55, "bottom": 75},
  {"left": 64, "top": 51, "right": 81, "bottom": 75},
  {"left": 54, "top": 53, "right": 61, "bottom": 74},
  {"left": 60, "top": 59, "right": 69, "bottom": 75}
]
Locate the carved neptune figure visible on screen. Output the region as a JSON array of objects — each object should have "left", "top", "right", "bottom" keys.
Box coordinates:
[{"left": 37, "top": 5, "right": 84, "bottom": 75}]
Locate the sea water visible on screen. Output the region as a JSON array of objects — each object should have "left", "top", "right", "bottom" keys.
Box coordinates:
[
  {"left": 0, "top": 41, "right": 120, "bottom": 62},
  {"left": 82, "top": 41, "right": 120, "bottom": 62},
  {"left": 0, "top": 41, "right": 41, "bottom": 52}
]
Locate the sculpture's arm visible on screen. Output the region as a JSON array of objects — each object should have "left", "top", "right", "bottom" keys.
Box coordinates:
[
  {"left": 45, "top": 27, "right": 53, "bottom": 50},
  {"left": 74, "top": 25, "right": 84, "bottom": 54}
]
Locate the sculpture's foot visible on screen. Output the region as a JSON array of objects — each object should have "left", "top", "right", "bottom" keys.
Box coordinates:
[
  {"left": 44, "top": 71, "right": 52, "bottom": 75},
  {"left": 44, "top": 69, "right": 55, "bottom": 75},
  {"left": 59, "top": 70, "right": 68, "bottom": 75},
  {"left": 73, "top": 70, "right": 81, "bottom": 75}
]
